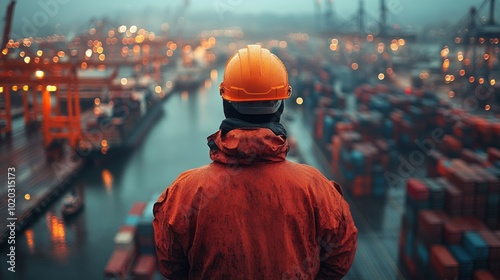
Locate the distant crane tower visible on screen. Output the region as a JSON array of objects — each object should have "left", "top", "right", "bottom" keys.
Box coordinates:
[
  {"left": 1, "top": 0, "right": 16, "bottom": 55},
  {"left": 489, "top": 0, "right": 496, "bottom": 25},
  {"left": 325, "top": 0, "right": 333, "bottom": 27},
  {"left": 452, "top": 0, "right": 500, "bottom": 106},
  {"left": 313, "top": 0, "right": 321, "bottom": 29},
  {"left": 358, "top": 0, "right": 366, "bottom": 35},
  {"left": 380, "top": 0, "right": 388, "bottom": 36},
  {"left": 312, "top": 0, "right": 335, "bottom": 31}
]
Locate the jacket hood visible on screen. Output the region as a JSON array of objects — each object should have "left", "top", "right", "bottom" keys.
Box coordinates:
[{"left": 207, "top": 126, "right": 289, "bottom": 165}]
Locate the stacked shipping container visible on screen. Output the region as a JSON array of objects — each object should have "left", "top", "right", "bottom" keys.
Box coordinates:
[{"left": 104, "top": 194, "right": 159, "bottom": 279}]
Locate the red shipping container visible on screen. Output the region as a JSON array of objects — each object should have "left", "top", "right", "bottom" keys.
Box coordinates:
[
  {"left": 488, "top": 148, "right": 500, "bottom": 164},
  {"left": 447, "top": 168, "right": 476, "bottom": 195},
  {"left": 477, "top": 119, "right": 494, "bottom": 147},
  {"left": 455, "top": 216, "right": 489, "bottom": 231},
  {"left": 474, "top": 270, "right": 496, "bottom": 280},
  {"left": 339, "top": 131, "right": 361, "bottom": 150},
  {"left": 119, "top": 225, "right": 137, "bottom": 235},
  {"left": 444, "top": 219, "right": 463, "bottom": 244},
  {"left": 469, "top": 165, "right": 497, "bottom": 193},
  {"left": 336, "top": 122, "right": 354, "bottom": 135},
  {"left": 437, "top": 159, "right": 454, "bottom": 178},
  {"left": 104, "top": 247, "right": 136, "bottom": 279},
  {"left": 132, "top": 255, "right": 157, "bottom": 280},
  {"left": 129, "top": 202, "right": 147, "bottom": 216},
  {"left": 418, "top": 210, "right": 444, "bottom": 246},
  {"left": 440, "top": 135, "right": 462, "bottom": 156},
  {"left": 474, "top": 195, "right": 487, "bottom": 221},
  {"left": 428, "top": 150, "right": 446, "bottom": 178},
  {"left": 350, "top": 175, "right": 372, "bottom": 197},
  {"left": 462, "top": 196, "right": 475, "bottom": 216},
  {"left": 374, "top": 139, "right": 391, "bottom": 169},
  {"left": 407, "top": 178, "right": 430, "bottom": 201},
  {"left": 314, "top": 108, "right": 326, "bottom": 140},
  {"left": 445, "top": 183, "right": 462, "bottom": 217},
  {"left": 430, "top": 245, "right": 459, "bottom": 280},
  {"left": 478, "top": 230, "right": 500, "bottom": 260},
  {"left": 461, "top": 149, "right": 489, "bottom": 166}
]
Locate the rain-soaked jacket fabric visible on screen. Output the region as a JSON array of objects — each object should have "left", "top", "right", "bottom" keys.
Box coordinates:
[{"left": 153, "top": 125, "right": 358, "bottom": 280}]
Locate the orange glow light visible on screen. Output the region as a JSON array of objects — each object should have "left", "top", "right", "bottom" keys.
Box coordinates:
[
  {"left": 25, "top": 229, "right": 35, "bottom": 253},
  {"left": 102, "top": 169, "right": 113, "bottom": 192},
  {"left": 35, "top": 70, "right": 44, "bottom": 79}
]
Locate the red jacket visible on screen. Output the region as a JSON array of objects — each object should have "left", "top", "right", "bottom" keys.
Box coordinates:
[{"left": 153, "top": 127, "right": 357, "bottom": 279}]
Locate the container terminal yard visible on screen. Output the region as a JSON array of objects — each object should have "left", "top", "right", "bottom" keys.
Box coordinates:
[{"left": 1, "top": 0, "right": 500, "bottom": 279}]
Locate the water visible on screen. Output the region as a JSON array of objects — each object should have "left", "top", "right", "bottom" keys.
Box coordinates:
[{"left": 0, "top": 74, "right": 224, "bottom": 280}]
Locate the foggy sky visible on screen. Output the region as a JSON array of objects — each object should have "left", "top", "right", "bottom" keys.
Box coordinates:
[{"left": 0, "top": 0, "right": 494, "bottom": 38}]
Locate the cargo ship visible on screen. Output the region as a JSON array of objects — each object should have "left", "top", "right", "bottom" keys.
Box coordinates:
[
  {"left": 79, "top": 77, "right": 165, "bottom": 156},
  {"left": 173, "top": 45, "right": 211, "bottom": 90}
]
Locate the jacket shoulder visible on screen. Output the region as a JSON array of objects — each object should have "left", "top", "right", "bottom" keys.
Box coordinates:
[
  {"left": 281, "top": 161, "right": 343, "bottom": 197},
  {"left": 156, "top": 165, "right": 212, "bottom": 203}
]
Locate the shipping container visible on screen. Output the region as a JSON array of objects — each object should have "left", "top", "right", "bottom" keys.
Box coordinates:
[
  {"left": 418, "top": 210, "right": 444, "bottom": 247},
  {"left": 129, "top": 202, "right": 147, "bottom": 216},
  {"left": 463, "top": 231, "right": 489, "bottom": 270},
  {"left": 430, "top": 245, "right": 459, "bottom": 280},
  {"left": 473, "top": 270, "right": 497, "bottom": 280},
  {"left": 114, "top": 230, "right": 135, "bottom": 251},
  {"left": 104, "top": 247, "right": 136, "bottom": 279},
  {"left": 448, "top": 245, "right": 473, "bottom": 280},
  {"left": 132, "top": 254, "right": 157, "bottom": 280}
]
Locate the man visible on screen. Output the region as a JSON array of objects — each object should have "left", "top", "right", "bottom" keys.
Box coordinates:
[{"left": 153, "top": 45, "right": 357, "bottom": 279}]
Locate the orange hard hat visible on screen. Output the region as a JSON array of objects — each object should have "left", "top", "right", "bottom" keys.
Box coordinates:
[{"left": 220, "top": 44, "right": 292, "bottom": 102}]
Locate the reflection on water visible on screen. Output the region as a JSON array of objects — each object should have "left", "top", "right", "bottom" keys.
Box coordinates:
[
  {"left": 210, "top": 69, "right": 218, "bottom": 80},
  {"left": 25, "top": 229, "right": 34, "bottom": 254},
  {"left": 46, "top": 214, "right": 68, "bottom": 260},
  {"left": 102, "top": 169, "right": 114, "bottom": 194},
  {"left": 181, "top": 90, "right": 189, "bottom": 101},
  {"left": 204, "top": 79, "right": 212, "bottom": 88}
]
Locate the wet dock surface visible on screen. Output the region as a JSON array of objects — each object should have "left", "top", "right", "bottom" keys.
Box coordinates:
[{"left": 0, "top": 72, "right": 414, "bottom": 279}]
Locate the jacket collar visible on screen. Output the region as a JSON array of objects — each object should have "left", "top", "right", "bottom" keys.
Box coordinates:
[{"left": 207, "top": 119, "right": 289, "bottom": 165}]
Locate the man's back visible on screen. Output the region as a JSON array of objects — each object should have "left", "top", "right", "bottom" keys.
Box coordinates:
[{"left": 153, "top": 127, "right": 357, "bottom": 279}]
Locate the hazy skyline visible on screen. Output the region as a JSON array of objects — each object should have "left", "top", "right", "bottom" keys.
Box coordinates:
[{"left": 0, "top": 0, "right": 495, "bottom": 38}]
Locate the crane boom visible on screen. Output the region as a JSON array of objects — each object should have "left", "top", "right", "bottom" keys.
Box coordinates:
[{"left": 2, "top": 0, "right": 16, "bottom": 53}]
